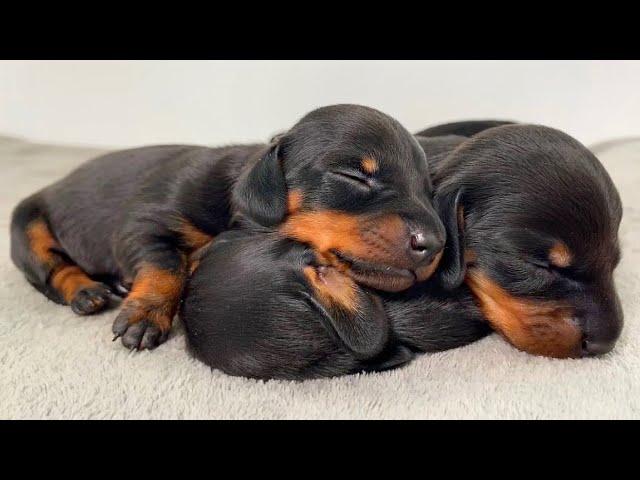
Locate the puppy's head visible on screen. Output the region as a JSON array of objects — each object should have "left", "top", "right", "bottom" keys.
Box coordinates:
[
  {"left": 434, "top": 125, "right": 623, "bottom": 358},
  {"left": 182, "top": 232, "right": 394, "bottom": 380},
  {"left": 233, "top": 104, "right": 445, "bottom": 292}
]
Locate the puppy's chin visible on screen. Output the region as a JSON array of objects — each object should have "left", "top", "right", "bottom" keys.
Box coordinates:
[{"left": 316, "top": 249, "right": 443, "bottom": 293}]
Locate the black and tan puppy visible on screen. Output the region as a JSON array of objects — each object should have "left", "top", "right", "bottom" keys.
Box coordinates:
[
  {"left": 10, "top": 104, "right": 444, "bottom": 350},
  {"left": 181, "top": 231, "right": 488, "bottom": 380},
  {"left": 182, "top": 122, "right": 625, "bottom": 381},
  {"left": 416, "top": 121, "right": 624, "bottom": 358}
]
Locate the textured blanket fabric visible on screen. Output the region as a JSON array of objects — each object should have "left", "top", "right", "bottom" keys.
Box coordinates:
[{"left": 1, "top": 134, "right": 639, "bottom": 419}]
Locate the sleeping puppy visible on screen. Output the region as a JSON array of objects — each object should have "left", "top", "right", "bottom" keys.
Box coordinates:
[
  {"left": 10, "top": 104, "right": 444, "bottom": 351},
  {"left": 417, "top": 121, "right": 624, "bottom": 358},
  {"left": 182, "top": 122, "right": 624, "bottom": 381},
  {"left": 181, "top": 231, "right": 489, "bottom": 380}
]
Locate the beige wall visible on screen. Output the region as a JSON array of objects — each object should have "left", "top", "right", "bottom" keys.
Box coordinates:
[{"left": 1, "top": 60, "right": 638, "bottom": 148}]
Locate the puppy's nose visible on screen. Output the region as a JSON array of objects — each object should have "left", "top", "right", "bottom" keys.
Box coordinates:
[
  {"left": 581, "top": 339, "right": 616, "bottom": 357},
  {"left": 408, "top": 231, "right": 443, "bottom": 265}
]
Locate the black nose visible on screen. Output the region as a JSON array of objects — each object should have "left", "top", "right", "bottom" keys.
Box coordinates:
[
  {"left": 581, "top": 339, "right": 616, "bottom": 357},
  {"left": 577, "top": 291, "right": 623, "bottom": 358},
  {"left": 408, "top": 231, "right": 443, "bottom": 265}
]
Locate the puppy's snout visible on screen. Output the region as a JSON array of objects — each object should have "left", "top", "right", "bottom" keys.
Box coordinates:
[
  {"left": 577, "top": 292, "right": 623, "bottom": 357},
  {"left": 579, "top": 317, "right": 622, "bottom": 357},
  {"left": 408, "top": 230, "right": 444, "bottom": 267}
]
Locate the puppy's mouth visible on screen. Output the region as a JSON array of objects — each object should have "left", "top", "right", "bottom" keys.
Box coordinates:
[{"left": 330, "top": 250, "right": 418, "bottom": 292}]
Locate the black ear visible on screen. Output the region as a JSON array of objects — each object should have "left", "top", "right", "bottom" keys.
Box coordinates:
[
  {"left": 435, "top": 188, "right": 466, "bottom": 289},
  {"left": 304, "top": 289, "right": 389, "bottom": 360},
  {"left": 232, "top": 142, "right": 287, "bottom": 227}
]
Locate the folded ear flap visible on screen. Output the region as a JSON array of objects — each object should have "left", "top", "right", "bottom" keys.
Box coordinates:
[
  {"left": 302, "top": 267, "right": 389, "bottom": 359},
  {"left": 232, "top": 142, "right": 288, "bottom": 227},
  {"left": 307, "top": 290, "right": 389, "bottom": 360},
  {"left": 435, "top": 188, "right": 466, "bottom": 289}
]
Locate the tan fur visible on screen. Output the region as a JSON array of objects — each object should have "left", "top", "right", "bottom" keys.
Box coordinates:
[
  {"left": 281, "top": 210, "right": 411, "bottom": 269},
  {"left": 287, "top": 190, "right": 304, "bottom": 214},
  {"left": 549, "top": 242, "right": 573, "bottom": 268},
  {"left": 26, "top": 219, "right": 59, "bottom": 267},
  {"left": 27, "top": 219, "right": 98, "bottom": 303},
  {"left": 178, "top": 219, "right": 214, "bottom": 251},
  {"left": 361, "top": 157, "right": 378, "bottom": 174},
  {"left": 50, "top": 266, "right": 99, "bottom": 303},
  {"left": 124, "top": 263, "right": 185, "bottom": 332},
  {"left": 466, "top": 269, "right": 581, "bottom": 358},
  {"left": 303, "top": 266, "right": 359, "bottom": 313}
]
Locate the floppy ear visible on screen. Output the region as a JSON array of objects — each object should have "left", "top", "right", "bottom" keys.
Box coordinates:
[
  {"left": 435, "top": 188, "right": 466, "bottom": 289},
  {"left": 303, "top": 286, "right": 389, "bottom": 360},
  {"left": 232, "top": 142, "right": 288, "bottom": 227}
]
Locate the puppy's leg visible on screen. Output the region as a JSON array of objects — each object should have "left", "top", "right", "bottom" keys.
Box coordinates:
[
  {"left": 10, "top": 195, "right": 112, "bottom": 315},
  {"left": 111, "top": 213, "right": 211, "bottom": 350},
  {"left": 112, "top": 259, "right": 185, "bottom": 351},
  {"left": 389, "top": 284, "right": 491, "bottom": 353}
]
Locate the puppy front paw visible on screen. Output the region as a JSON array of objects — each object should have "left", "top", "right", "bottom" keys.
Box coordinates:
[{"left": 112, "top": 300, "right": 172, "bottom": 350}]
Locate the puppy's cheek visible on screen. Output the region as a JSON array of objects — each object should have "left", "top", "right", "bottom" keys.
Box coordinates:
[
  {"left": 466, "top": 269, "right": 581, "bottom": 358},
  {"left": 281, "top": 210, "right": 367, "bottom": 259},
  {"left": 281, "top": 211, "right": 409, "bottom": 267}
]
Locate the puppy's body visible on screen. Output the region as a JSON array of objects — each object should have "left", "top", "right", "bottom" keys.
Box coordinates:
[
  {"left": 181, "top": 120, "right": 626, "bottom": 382},
  {"left": 11, "top": 104, "right": 445, "bottom": 350},
  {"left": 181, "top": 231, "right": 489, "bottom": 380},
  {"left": 418, "top": 121, "right": 624, "bottom": 357},
  {"left": 13, "top": 145, "right": 255, "bottom": 281}
]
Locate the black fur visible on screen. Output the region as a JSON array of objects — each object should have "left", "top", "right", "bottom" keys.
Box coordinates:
[
  {"left": 418, "top": 120, "right": 624, "bottom": 357},
  {"left": 10, "top": 104, "right": 445, "bottom": 350},
  {"left": 179, "top": 119, "right": 625, "bottom": 381},
  {"left": 180, "top": 231, "right": 489, "bottom": 381}
]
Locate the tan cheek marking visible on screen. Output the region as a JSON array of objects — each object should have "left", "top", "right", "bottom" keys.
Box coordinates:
[
  {"left": 549, "top": 242, "right": 573, "bottom": 268},
  {"left": 280, "top": 210, "right": 410, "bottom": 267},
  {"left": 361, "top": 157, "right": 378, "bottom": 174},
  {"left": 287, "top": 189, "right": 303, "bottom": 214},
  {"left": 303, "top": 266, "right": 359, "bottom": 313},
  {"left": 466, "top": 269, "right": 581, "bottom": 358},
  {"left": 280, "top": 211, "right": 363, "bottom": 256},
  {"left": 178, "top": 219, "right": 214, "bottom": 251}
]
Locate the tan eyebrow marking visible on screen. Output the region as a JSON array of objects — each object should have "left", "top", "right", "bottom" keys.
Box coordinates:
[
  {"left": 549, "top": 242, "right": 573, "bottom": 268},
  {"left": 361, "top": 157, "right": 378, "bottom": 174}
]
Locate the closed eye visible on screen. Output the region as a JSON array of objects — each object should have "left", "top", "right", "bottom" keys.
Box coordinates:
[
  {"left": 529, "top": 258, "right": 573, "bottom": 279},
  {"left": 530, "top": 259, "right": 551, "bottom": 270},
  {"left": 330, "top": 170, "right": 373, "bottom": 189}
]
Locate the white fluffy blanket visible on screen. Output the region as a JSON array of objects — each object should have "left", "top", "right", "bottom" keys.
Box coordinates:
[{"left": 1, "top": 135, "right": 638, "bottom": 419}]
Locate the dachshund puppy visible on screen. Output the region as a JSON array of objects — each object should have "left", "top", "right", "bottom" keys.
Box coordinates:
[
  {"left": 10, "top": 104, "right": 444, "bottom": 351},
  {"left": 182, "top": 122, "right": 624, "bottom": 381},
  {"left": 417, "top": 122, "right": 624, "bottom": 358},
  {"left": 181, "top": 231, "right": 489, "bottom": 380}
]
